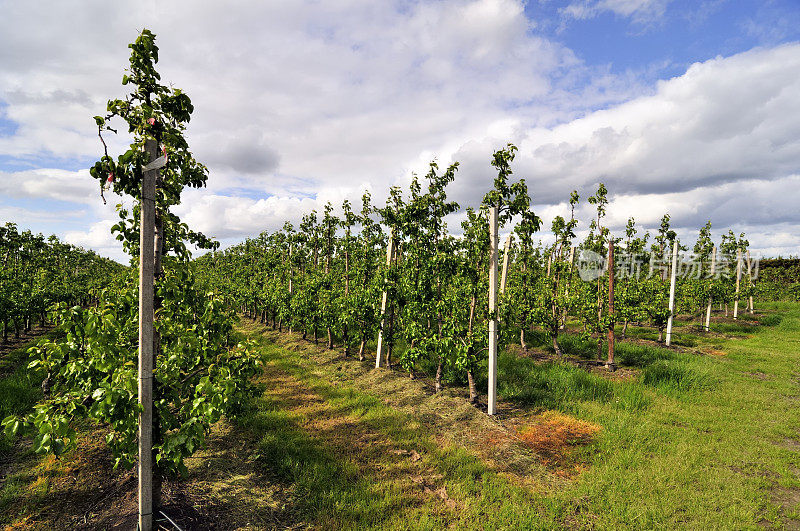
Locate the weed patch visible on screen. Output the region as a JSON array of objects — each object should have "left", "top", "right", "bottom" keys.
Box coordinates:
[
  {"left": 557, "top": 335, "right": 598, "bottom": 359},
  {"left": 641, "top": 359, "right": 711, "bottom": 392},
  {"left": 498, "top": 354, "right": 613, "bottom": 408},
  {"left": 759, "top": 314, "right": 783, "bottom": 327},
  {"left": 615, "top": 342, "right": 674, "bottom": 368}
]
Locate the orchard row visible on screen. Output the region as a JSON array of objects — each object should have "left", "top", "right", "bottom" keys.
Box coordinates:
[
  {"left": 194, "top": 147, "right": 755, "bottom": 403},
  {"left": 0, "top": 222, "right": 123, "bottom": 342}
]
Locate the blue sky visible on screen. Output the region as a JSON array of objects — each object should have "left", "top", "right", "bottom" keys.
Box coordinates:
[
  {"left": 0, "top": 102, "right": 18, "bottom": 137},
  {"left": 548, "top": 1, "right": 799, "bottom": 73},
  {"left": 1, "top": 0, "right": 800, "bottom": 260}
]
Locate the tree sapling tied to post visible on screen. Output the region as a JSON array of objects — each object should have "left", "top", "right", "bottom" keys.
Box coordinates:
[{"left": 2, "top": 29, "right": 262, "bottom": 524}]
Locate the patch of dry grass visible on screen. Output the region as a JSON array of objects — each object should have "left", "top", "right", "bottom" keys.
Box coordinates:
[{"left": 514, "top": 412, "right": 601, "bottom": 474}]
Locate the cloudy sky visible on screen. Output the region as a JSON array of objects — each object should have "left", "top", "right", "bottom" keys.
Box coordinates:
[{"left": 1, "top": 0, "right": 799, "bottom": 261}]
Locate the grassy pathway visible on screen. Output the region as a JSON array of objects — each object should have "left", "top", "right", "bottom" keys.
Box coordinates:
[
  {"left": 229, "top": 323, "right": 557, "bottom": 529},
  {"left": 234, "top": 303, "right": 800, "bottom": 529}
]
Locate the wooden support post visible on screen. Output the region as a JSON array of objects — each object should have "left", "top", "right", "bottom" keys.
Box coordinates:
[
  {"left": 488, "top": 206, "right": 498, "bottom": 416},
  {"left": 138, "top": 138, "right": 158, "bottom": 531},
  {"left": 665, "top": 241, "right": 678, "bottom": 347},
  {"left": 746, "top": 250, "right": 753, "bottom": 313},
  {"left": 606, "top": 241, "right": 615, "bottom": 371},
  {"left": 375, "top": 229, "right": 394, "bottom": 368},
  {"left": 500, "top": 234, "right": 511, "bottom": 295},
  {"left": 704, "top": 246, "right": 716, "bottom": 332},
  {"left": 733, "top": 249, "right": 742, "bottom": 320}
]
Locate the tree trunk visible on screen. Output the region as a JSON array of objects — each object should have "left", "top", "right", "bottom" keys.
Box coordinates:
[
  {"left": 467, "top": 367, "right": 478, "bottom": 404},
  {"left": 622, "top": 320, "right": 628, "bottom": 339},
  {"left": 385, "top": 300, "right": 395, "bottom": 369},
  {"left": 552, "top": 332, "right": 562, "bottom": 356},
  {"left": 435, "top": 360, "right": 443, "bottom": 393},
  {"left": 358, "top": 339, "right": 366, "bottom": 362},
  {"left": 327, "top": 328, "right": 333, "bottom": 350},
  {"left": 465, "top": 294, "right": 479, "bottom": 404},
  {"left": 520, "top": 327, "right": 527, "bottom": 350}
]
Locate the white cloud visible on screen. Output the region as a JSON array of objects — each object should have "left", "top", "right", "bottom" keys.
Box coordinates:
[
  {"left": 0, "top": 204, "right": 85, "bottom": 225},
  {"left": 561, "top": 0, "right": 671, "bottom": 24},
  {"left": 442, "top": 43, "right": 800, "bottom": 205},
  {"left": 0, "top": 0, "right": 589, "bottom": 193},
  {"left": 535, "top": 174, "right": 800, "bottom": 253},
  {"left": 0, "top": 168, "right": 108, "bottom": 205},
  {"left": 63, "top": 218, "right": 117, "bottom": 248},
  {"left": 1, "top": 1, "right": 799, "bottom": 256},
  {"left": 175, "top": 194, "right": 319, "bottom": 241},
  {"left": 62, "top": 218, "right": 130, "bottom": 263},
  {"left": 0, "top": 167, "right": 127, "bottom": 261}
]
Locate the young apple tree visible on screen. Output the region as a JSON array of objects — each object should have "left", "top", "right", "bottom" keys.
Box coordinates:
[{"left": 3, "top": 29, "right": 261, "bottom": 496}]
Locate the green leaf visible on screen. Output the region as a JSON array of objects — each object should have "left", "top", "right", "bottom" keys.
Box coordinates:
[{"left": 2, "top": 416, "right": 21, "bottom": 438}]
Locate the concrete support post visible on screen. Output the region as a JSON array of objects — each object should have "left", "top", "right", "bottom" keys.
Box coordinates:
[
  {"left": 665, "top": 242, "right": 679, "bottom": 347},
  {"left": 487, "top": 206, "right": 498, "bottom": 416},
  {"left": 138, "top": 138, "right": 158, "bottom": 531}
]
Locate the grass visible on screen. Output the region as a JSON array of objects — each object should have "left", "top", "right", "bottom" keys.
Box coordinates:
[
  {"left": 234, "top": 331, "right": 557, "bottom": 529},
  {"left": 0, "top": 363, "right": 41, "bottom": 426},
  {"left": 497, "top": 355, "right": 614, "bottom": 407},
  {"left": 556, "top": 333, "right": 598, "bottom": 359},
  {"left": 0, "top": 330, "right": 57, "bottom": 521},
  {"left": 0, "top": 334, "right": 49, "bottom": 454},
  {"left": 640, "top": 358, "right": 712, "bottom": 392},
  {"left": 3, "top": 304, "right": 800, "bottom": 528},
  {"left": 615, "top": 341, "right": 673, "bottom": 366},
  {"left": 232, "top": 304, "right": 800, "bottom": 528}
]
